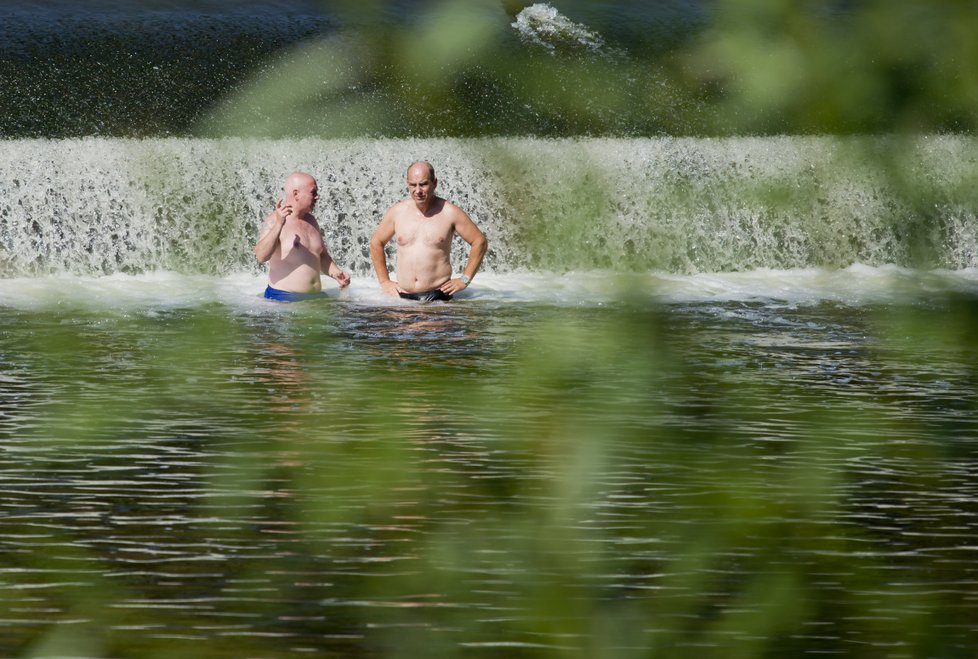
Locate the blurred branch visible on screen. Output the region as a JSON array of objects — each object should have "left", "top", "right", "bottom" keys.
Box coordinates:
[{"left": 683, "top": 0, "right": 978, "bottom": 134}]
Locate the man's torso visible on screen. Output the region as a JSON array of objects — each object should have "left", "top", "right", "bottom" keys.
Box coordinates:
[
  {"left": 269, "top": 215, "right": 325, "bottom": 293},
  {"left": 392, "top": 199, "right": 455, "bottom": 293}
]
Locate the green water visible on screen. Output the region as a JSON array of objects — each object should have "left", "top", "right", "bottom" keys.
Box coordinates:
[
  {"left": 4, "top": 1, "right": 978, "bottom": 657},
  {"left": 3, "top": 296, "right": 978, "bottom": 657}
]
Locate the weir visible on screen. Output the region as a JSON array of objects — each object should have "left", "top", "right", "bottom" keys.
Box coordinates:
[{"left": 1, "top": 136, "right": 976, "bottom": 278}]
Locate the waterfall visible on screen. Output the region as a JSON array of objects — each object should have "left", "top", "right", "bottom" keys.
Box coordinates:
[{"left": 1, "top": 136, "right": 976, "bottom": 278}]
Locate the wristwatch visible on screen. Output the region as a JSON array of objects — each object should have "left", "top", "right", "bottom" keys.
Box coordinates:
[{"left": 461, "top": 275, "right": 472, "bottom": 286}]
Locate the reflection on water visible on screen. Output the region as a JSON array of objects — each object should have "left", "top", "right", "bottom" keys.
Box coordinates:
[{"left": 1, "top": 297, "right": 978, "bottom": 657}]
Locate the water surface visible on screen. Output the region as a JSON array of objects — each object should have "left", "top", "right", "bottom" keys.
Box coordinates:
[{"left": 3, "top": 274, "right": 978, "bottom": 657}]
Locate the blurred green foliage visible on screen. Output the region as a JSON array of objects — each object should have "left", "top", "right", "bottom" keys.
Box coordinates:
[
  {"left": 3, "top": 299, "right": 978, "bottom": 657},
  {"left": 5, "top": 0, "right": 977, "bottom": 137},
  {"left": 197, "top": 0, "right": 702, "bottom": 138},
  {"left": 4, "top": 0, "right": 978, "bottom": 657},
  {"left": 0, "top": 0, "right": 978, "bottom": 137},
  {"left": 687, "top": 0, "right": 978, "bottom": 134},
  {"left": 194, "top": 0, "right": 978, "bottom": 137}
]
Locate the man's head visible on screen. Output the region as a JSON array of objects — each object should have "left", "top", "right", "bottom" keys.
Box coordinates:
[
  {"left": 285, "top": 171, "right": 319, "bottom": 214},
  {"left": 406, "top": 161, "right": 437, "bottom": 209}
]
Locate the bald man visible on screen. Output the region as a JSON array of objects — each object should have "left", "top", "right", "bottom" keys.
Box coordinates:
[
  {"left": 255, "top": 172, "right": 350, "bottom": 301},
  {"left": 370, "top": 161, "right": 487, "bottom": 302}
]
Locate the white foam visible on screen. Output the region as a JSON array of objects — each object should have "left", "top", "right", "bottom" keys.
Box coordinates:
[
  {"left": 2, "top": 137, "right": 977, "bottom": 279},
  {"left": 2, "top": 267, "right": 976, "bottom": 313},
  {"left": 511, "top": 3, "right": 606, "bottom": 54}
]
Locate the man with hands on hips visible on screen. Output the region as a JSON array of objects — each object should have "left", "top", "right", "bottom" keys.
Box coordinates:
[{"left": 370, "top": 161, "right": 487, "bottom": 302}]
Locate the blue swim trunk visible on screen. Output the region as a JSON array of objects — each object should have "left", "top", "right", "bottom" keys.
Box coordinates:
[{"left": 264, "top": 285, "right": 326, "bottom": 302}]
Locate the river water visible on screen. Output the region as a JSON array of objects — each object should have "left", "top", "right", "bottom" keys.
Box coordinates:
[
  {"left": 3, "top": 274, "right": 978, "bottom": 657},
  {"left": 3, "top": 2, "right": 978, "bottom": 659}
]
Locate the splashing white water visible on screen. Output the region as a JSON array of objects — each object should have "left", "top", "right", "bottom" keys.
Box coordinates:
[
  {"left": 1, "top": 136, "right": 977, "bottom": 279},
  {"left": 2, "top": 267, "right": 977, "bottom": 314},
  {"left": 511, "top": 3, "right": 606, "bottom": 55}
]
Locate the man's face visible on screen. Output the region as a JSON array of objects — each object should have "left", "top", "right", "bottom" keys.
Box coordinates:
[
  {"left": 406, "top": 167, "right": 435, "bottom": 206},
  {"left": 294, "top": 178, "right": 319, "bottom": 212}
]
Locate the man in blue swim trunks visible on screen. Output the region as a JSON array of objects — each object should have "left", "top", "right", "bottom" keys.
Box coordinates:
[
  {"left": 370, "top": 161, "right": 487, "bottom": 302},
  {"left": 255, "top": 172, "right": 350, "bottom": 301}
]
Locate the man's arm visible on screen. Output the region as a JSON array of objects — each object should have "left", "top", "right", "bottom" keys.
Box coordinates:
[
  {"left": 370, "top": 210, "right": 401, "bottom": 296},
  {"left": 439, "top": 208, "right": 487, "bottom": 295},
  {"left": 319, "top": 235, "right": 351, "bottom": 288},
  {"left": 254, "top": 199, "right": 290, "bottom": 263}
]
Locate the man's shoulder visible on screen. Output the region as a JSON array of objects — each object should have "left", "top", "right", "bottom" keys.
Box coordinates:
[
  {"left": 386, "top": 199, "right": 415, "bottom": 220},
  {"left": 385, "top": 198, "right": 407, "bottom": 212},
  {"left": 440, "top": 198, "right": 473, "bottom": 223}
]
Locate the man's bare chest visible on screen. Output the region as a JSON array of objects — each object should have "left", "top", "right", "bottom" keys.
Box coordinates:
[
  {"left": 280, "top": 220, "right": 324, "bottom": 255},
  {"left": 395, "top": 217, "right": 453, "bottom": 247}
]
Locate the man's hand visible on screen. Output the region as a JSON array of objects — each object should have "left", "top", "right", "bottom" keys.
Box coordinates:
[
  {"left": 274, "top": 198, "right": 293, "bottom": 223},
  {"left": 255, "top": 199, "right": 293, "bottom": 263},
  {"left": 329, "top": 264, "right": 351, "bottom": 288},
  {"left": 380, "top": 280, "right": 401, "bottom": 297},
  {"left": 439, "top": 278, "right": 468, "bottom": 296}
]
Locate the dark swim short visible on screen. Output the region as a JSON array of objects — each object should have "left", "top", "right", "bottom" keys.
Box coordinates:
[
  {"left": 264, "top": 285, "right": 326, "bottom": 302},
  {"left": 398, "top": 288, "right": 452, "bottom": 302}
]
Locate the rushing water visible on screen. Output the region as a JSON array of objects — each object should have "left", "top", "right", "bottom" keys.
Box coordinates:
[
  {"left": 3, "top": 2, "right": 978, "bottom": 658},
  {"left": 3, "top": 136, "right": 977, "bottom": 278}
]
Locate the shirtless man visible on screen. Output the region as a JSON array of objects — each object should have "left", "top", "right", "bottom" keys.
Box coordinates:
[
  {"left": 370, "top": 161, "right": 487, "bottom": 302},
  {"left": 255, "top": 172, "right": 350, "bottom": 301}
]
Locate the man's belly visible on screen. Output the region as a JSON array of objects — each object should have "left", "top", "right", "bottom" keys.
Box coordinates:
[
  {"left": 269, "top": 261, "right": 322, "bottom": 293},
  {"left": 397, "top": 251, "right": 452, "bottom": 293}
]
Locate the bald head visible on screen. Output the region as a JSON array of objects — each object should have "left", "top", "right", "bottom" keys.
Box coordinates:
[
  {"left": 407, "top": 161, "right": 435, "bottom": 182},
  {"left": 284, "top": 171, "right": 319, "bottom": 214},
  {"left": 286, "top": 171, "right": 315, "bottom": 193}
]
